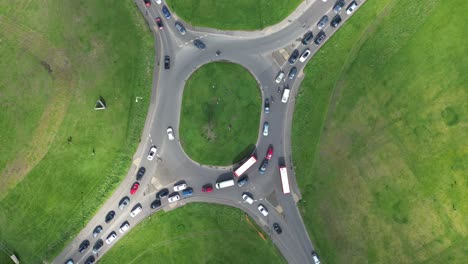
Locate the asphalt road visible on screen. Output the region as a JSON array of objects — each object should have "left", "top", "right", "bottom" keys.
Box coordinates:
[{"left": 54, "top": 0, "right": 366, "bottom": 263}]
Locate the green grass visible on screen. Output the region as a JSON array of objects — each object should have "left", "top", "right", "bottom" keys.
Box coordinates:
[
  {"left": 180, "top": 62, "right": 261, "bottom": 166},
  {"left": 292, "top": 0, "right": 468, "bottom": 263},
  {"left": 100, "top": 203, "right": 285, "bottom": 264},
  {"left": 0, "top": 0, "right": 154, "bottom": 262},
  {"left": 166, "top": 0, "right": 302, "bottom": 30}
]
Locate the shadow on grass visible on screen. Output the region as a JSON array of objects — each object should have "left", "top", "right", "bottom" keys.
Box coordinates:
[{"left": 232, "top": 144, "right": 256, "bottom": 165}]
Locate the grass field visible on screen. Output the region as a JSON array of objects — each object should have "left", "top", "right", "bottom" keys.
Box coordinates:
[
  {"left": 166, "top": 0, "right": 302, "bottom": 30},
  {"left": 100, "top": 203, "right": 285, "bottom": 264},
  {"left": 180, "top": 62, "right": 261, "bottom": 166},
  {"left": 292, "top": 0, "right": 468, "bottom": 263},
  {"left": 0, "top": 0, "right": 153, "bottom": 262}
]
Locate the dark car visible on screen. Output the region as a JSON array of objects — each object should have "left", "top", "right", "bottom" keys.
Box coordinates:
[
  {"left": 92, "top": 225, "right": 103, "bottom": 237},
  {"left": 182, "top": 188, "right": 193, "bottom": 197},
  {"left": 175, "top": 21, "right": 186, "bottom": 35},
  {"left": 193, "top": 39, "right": 206, "bottom": 50},
  {"left": 237, "top": 175, "right": 249, "bottom": 187},
  {"left": 164, "top": 56, "right": 170, "bottom": 70},
  {"left": 155, "top": 17, "right": 163, "bottom": 29},
  {"left": 288, "top": 67, "right": 298, "bottom": 80},
  {"left": 78, "top": 240, "right": 90, "bottom": 253},
  {"left": 264, "top": 98, "right": 270, "bottom": 113},
  {"left": 157, "top": 188, "right": 169, "bottom": 199},
  {"left": 136, "top": 167, "right": 146, "bottom": 181},
  {"left": 333, "top": 0, "right": 346, "bottom": 13},
  {"left": 331, "top": 15, "right": 342, "bottom": 27},
  {"left": 314, "top": 31, "right": 326, "bottom": 45},
  {"left": 105, "top": 210, "right": 115, "bottom": 223},
  {"left": 118, "top": 196, "right": 130, "bottom": 210},
  {"left": 273, "top": 223, "right": 282, "bottom": 234},
  {"left": 151, "top": 199, "right": 162, "bottom": 209},
  {"left": 85, "top": 256, "right": 95, "bottom": 264},
  {"left": 301, "top": 31, "right": 314, "bottom": 45},
  {"left": 92, "top": 239, "right": 103, "bottom": 254},
  {"left": 259, "top": 159, "right": 269, "bottom": 174},
  {"left": 162, "top": 6, "right": 171, "bottom": 19},
  {"left": 143, "top": 0, "right": 151, "bottom": 7},
  {"left": 288, "top": 49, "right": 299, "bottom": 65}
]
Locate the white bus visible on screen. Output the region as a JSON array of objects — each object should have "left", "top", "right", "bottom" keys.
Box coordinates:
[
  {"left": 215, "top": 179, "right": 235, "bottom": 189},
  {"left": 279, "top": 166, "right": 291, "bottom": 194},
  {"left": 281, "top": 87, "right": 291, "bottom": 103},
  {"left": 234, "top": 155, "right": 257, "bottom": 177}
]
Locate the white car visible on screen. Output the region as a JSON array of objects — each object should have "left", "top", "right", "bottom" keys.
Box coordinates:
[
  {"left": 106, "top": 232, "right": 117, "bottom": 244},
  {"left": 299, "top": 49, "right": 311, "bottom": 62},
  {"left": 275, "top": 71, "right": 285, "bottom": 83},
  {"left": 346, "top": 1, "right": 358, "bottom": 15},
  {"left": 130, "top": 204, "right": 143, "bottom": 217},
  {"left": 258, "top": 204, "right": 268, "bottom": 216},
  {"left": 155, "top": 0, "right": 162, "bottom": 4},
  {"left": 167, "top": 127, "right": 175, "bottom": 141},
  {"left": 147, "top": 145, "right": 157, "bottom": 161},
  {"left": 312, "top": 251, "right": 321, "bottom": 264},
  {"left": 263, "top": 122, "right": 269, "bottom": 136},
  {"left": 173, "top": 183, "right": 187, "bottom": 191},
  {"left": 168, "top": 193, "right": 180, "bottom": 203},
  {"left": 242, "top": 193, "right": 254, "bottom": 204},
  {"left": 119, "top": 222, "right": 130, "bottom": 234}
]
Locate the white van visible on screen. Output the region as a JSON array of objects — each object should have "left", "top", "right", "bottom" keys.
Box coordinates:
[
  {"left": 281, "top": 87, "right": 291, "bottom": 103},
  {"left": 130, "top": 204, "right": 142, "bottom": 217},
  {"left": 215, "top": 179, "right": 235, "bottom": 189}
]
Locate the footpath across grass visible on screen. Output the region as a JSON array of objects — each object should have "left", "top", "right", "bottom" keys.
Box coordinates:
[
  {"left": 100, "top": 203, "right": 285, "bottom": 264},
  {"left": 0, "top": 0, "right": 153, "bottom": 262},
  {"left": 180, "top": 62, "right": 261, "bottom": 166},
  {"left": 292, "top": 0, "right": 467, "bottom": 263},
  {"left": 166, "top": 0, "right": 302, "bottom": 30}
]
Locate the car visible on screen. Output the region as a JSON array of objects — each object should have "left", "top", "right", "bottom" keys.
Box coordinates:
[
  {"left": 301, "top": 31, "right": 314, "bottom": 45},
  {"left": 263, "top": 122, "right": 269, "bottom": 136},
  {"left": 257, "top": 204, "right": 268, "bottom": 216},
  {"left": 65, "top": 259, "right": 74, "bottom": 264},
  {"left": 237, "top": 176, "right": 249, "bottom": 187},
  {"left": 314, "top": 31, "right": 326, "bottom": 45},
  {"left": 168, "top": 193, "right": 180, "bottom": 203},
  {"left": 92, "top": 225, "right": 103, "bottom": 238},
  {"left": 130, "top": 204, "right": 143, "bottom": 217},
  {"left": 147, "top": 145, "right": 157, "bottom": 160},
  {"left": 173, "top": 183, "right": 187, "bottom": 191},
  {"left": 317, "top": 15, "right": 329, "bottom": 30},
  {"left": 105, "top": 211, "right": 115, "bottom": 223},
  {"left": 182, "top": 188, "right": 193, "bottom": 197},
  {"left": 92, "top": 239, "right": 103, "bottom": 254},
  {"left": 193, "top": 39, "right": 206, "bottom": 50},
  {"left": 288, "top": 49, "right": 299, "bottom": 65},
  {"left": 136, "top": 167, "right": 146, "bottom": 181},
  {"left": 118, "top": 196, "right": 130, "bottom": 210},
  {"left": 155, "top": 17, "right": 163, "bottom": 29},
  {"left": 130, "top": 182, "right": 140, "bottom": 195},
  {"left": 275, "top": 71, "right": 285, "bottom": 83},
  {"left": 273, "top": 223, "right": 282, "bottom": 234},
  {"left": 106, "top": 232, "right": 117, "bottom": 244},
  {"left": 78, "top": 240, "right": 90, "bottom": 253},
  {"left": 162, "top": 5, "right": 171, "bottom": 19},
  {"left": 264, "top": 98, "right": 270, "bottom": 113},
  {"left": 119, "top": 221, "right": 130, "bottom": 234},
  {"left": 155, "top": 0, "right": 162, "bottom": 4},
  {"left": 288, "top": 67, "right": 297, "bottom": 79},
  {"left": 333, "top": 0, "right": 346, "bottom": 13},
  {"left": 299, "top": 49, "right": 311, "bottom": 62},
  {"left": 242, "top": 193, "right": 254, "bottom": 204},
  {"left": 259, "top": 159, "right": 268, "bottom": 174},
  {"left": 266, "top": 146, "right": 273, "bottom": 160},
  {"left": 346, "top": 1, "right": 358, "bottom": 15},
  {"left": 164, "top": 56, "right": 170, "bottom": 70},
  {"left": 143, "top": 0, "right": 151, "bottom": 7},
  {"left": 202, "top": 184, "right": 213, "bottom": 192},
  {"left": 85, "top": 256, "right": 95, "bottom": 264},
  {"left": 151, "top": 199, "right": 162, "bottom": 209},
  {"left": 175, "top": 21, "right": 186, "bottom": 35},
  {"left": 157, "top": 188, "right": 169, "bottom": 199},
  {"left": 331, "top": 15, "right": 342, "bottom": 27},
  {"left": 167, "top": 127, "right": 175, "bottom": 140},
  {"left": 312, "top": 251, "right": 321, "bottom": 264}
]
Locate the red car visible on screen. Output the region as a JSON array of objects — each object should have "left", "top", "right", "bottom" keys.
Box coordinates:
[
  {"left": 266, "top": 146, "right": 274, "bottom": 160},
  {"left": 144, "top": 0, "right": 151, "bottom": 7},
  {"left": 130, "top": 182, "right": 140, "bottom": 195},
  {"left": 155, "top": 17, "right": 163, "bottom": 29},
  {"left": 202, "top": 184, "right": 213, "bottom": 193}
]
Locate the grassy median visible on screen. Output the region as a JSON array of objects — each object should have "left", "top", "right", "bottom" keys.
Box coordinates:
[
  {"left": 292, "top": 0, "right": 467, "bottom": 263},
  {"left": 180, "top": 62, "right": 261, "bottom": 166}
]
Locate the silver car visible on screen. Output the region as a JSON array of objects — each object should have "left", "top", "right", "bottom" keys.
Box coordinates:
[
  {"left": 317, "top": 15, "right": 329, "bottom": 30},
  {"left": 175, "top": 21, "right": 186, "bottom": 35},
  {"left": 263, "top": 122, "right": 269, "bottom": 136}
]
